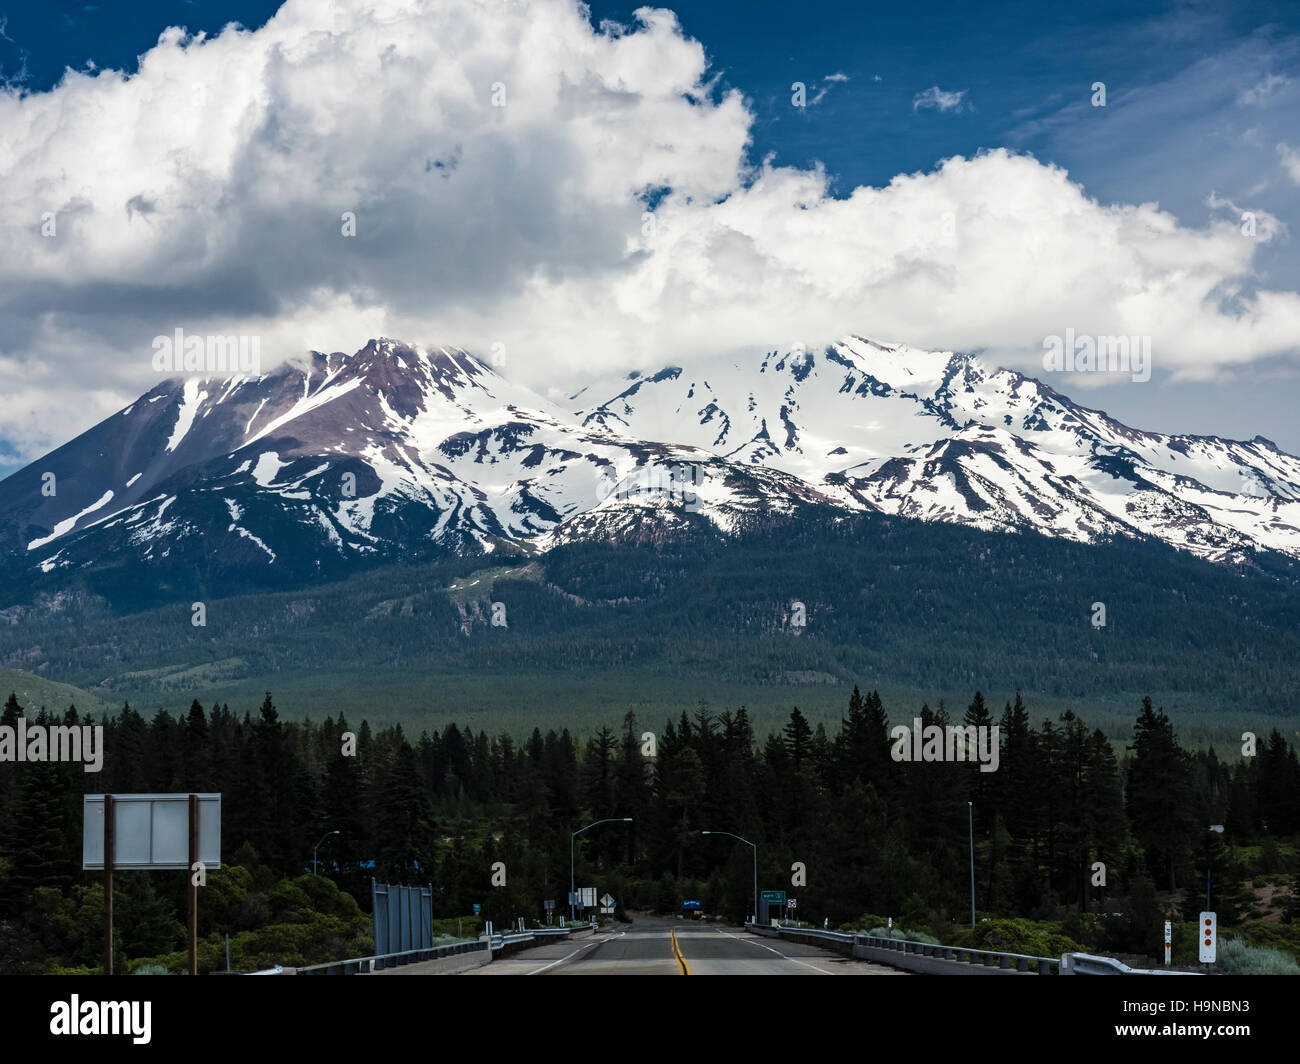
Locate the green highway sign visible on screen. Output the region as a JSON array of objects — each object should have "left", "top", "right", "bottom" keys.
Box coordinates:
[
  {"left": 473, "top": 903, "right": 481, "bottom": 915},
  {"left": 760, "top": 890, "right": 786, "bottom": 903}
]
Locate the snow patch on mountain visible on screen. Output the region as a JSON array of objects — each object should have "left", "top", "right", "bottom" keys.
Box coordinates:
[
  {"left": 252, "top": 452, "right": 288, "bottom": 487},
  {"left": 27, "top": 490, "right": 114, "bottom": 551},
  {"left": 165, "top": 380, "right": 207, "bottom": 453}
]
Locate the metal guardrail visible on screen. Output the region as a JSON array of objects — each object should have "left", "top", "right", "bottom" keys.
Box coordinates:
[
  {"left": 488, "top": 921, "right": 597, "bottom": 950},
  {"left": 295, "top": 920, "right": 600, "bottom": 973},
  {"left": 753, "top": 923, "right": 1060, "bottom": 974},
  {"left": 296, "top": 939, "right": 487, "bottom": 975},
  {"left": 857, "top": 933, "right": 1059, "bottom": 974},
  {"left": 489, "top": 931, "right": 537, "bottom": 949},
  {"left": 1063, "top": 952, "right": 1204, "bottom": 976},
  {"left": 758, "top": 924, "right": 1207, "bottom": 975},
  {"left": 769, "top": 924, "right": 856, "bottom": 944}
]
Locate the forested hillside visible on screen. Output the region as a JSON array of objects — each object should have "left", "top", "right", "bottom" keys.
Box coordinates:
[{"left": 3, "top": 513, "right": 1300, "bottom": 737}]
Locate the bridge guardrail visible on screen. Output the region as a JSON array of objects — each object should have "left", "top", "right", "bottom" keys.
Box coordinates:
[
  {"left": 753, "top": 924, "right": 1208, "bottom": 975},
  {"left": 286, "top": 920, "right": 598, "bottom": 973},
  {"left": 489, "top": 920, "right": 597, "bottom": 951},
  {"left": 489, "top": 931, "right": 536, "bottom": 949},
  {"left": 751, "top": 923, "right": 1059, "bottom": 974},
  {"left": 857, "top": 933, "right": 1059, "bottom": 973},
  {"left": 296, "top": 938, "right": 487, "bottom": 975},
  {"left": 769, "top": 924, "right": 855, "bottom": 944},
  {"left": 1062, "top": 952, "right": 1204, "bottom": 975}
]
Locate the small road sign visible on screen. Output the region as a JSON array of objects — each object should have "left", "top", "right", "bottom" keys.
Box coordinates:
[
  {"left": 760, "top": 890, "right": 785, "bottom": 904},
  {"left": 1199, "top": 912, "right": 1216, "bottom": 963},
  {"left": 601, "top": 893, "right": 615, "bottom": 908},
  {"left": 786, "top": 898, "right": 797, "bottom": 909},
  {"left": 544, "top": 899, "right": 555, "bottom": 911},
  {"left": 473, "top": 903, "right": 481, "bottom": 915},
  {"left": 683, "top": 900, "right": 701, "bottom": 910}
]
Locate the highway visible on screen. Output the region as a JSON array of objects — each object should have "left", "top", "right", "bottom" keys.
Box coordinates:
[{"left": 468, "top": 916, "right": 910, "bottom": 975}]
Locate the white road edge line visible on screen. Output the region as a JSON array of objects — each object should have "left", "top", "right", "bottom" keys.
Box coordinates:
[
  {"left": 526, "top": 941, "right": 598, "bottom": 975},
  {"left": 526, "top": 931, "right": 624, "bottom": 975},
  {"left": 714, "top": 928, "right": 835, "bottom": 975}
]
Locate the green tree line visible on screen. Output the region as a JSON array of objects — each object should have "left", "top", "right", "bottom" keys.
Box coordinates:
[{"left": 1, "top": 686, "right": 1299, "bottom": 972}]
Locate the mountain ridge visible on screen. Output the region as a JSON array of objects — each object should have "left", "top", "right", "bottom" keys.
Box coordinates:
[{"left": 3, "top": 333, "right": 1299, "bottom": 608}]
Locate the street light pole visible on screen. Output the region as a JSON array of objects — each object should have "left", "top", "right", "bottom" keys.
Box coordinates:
[
  {"left": 570, "top": 818, "right": 633, "bottom": 923},
  {"left": 702, "top": 831, "right": 757, "bottom": 925},
  {"left": 313, "top": 829, "right": 340, "bottom": 876},
  {"left": 967, "top": 802, "right": 975, "bottom": 928}
]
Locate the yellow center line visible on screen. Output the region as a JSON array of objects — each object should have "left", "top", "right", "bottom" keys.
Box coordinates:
[{"left": 670, "top": 929, "right": 691, "bottom": 975}]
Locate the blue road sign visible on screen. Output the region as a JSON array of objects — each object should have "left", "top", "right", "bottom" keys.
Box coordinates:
[{"left": 683, "top": 900, "right": 701, "bottom": 910}]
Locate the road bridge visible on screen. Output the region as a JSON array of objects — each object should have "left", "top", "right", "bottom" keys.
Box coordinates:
[{"left": 468, "top": 915, "right": 910, "bottom": 975}]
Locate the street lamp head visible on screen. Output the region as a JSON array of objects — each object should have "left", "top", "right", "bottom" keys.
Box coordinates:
[
  {"left": 701, "top": 831, "right": 711, "bottom": 835},
  {"left": 623, "top": 818, "right": 633, "bottom": 822}
]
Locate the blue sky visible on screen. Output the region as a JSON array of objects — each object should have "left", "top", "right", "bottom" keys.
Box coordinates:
[{"left": 1, "top": 0, "right": 1298, "bottom": 472}]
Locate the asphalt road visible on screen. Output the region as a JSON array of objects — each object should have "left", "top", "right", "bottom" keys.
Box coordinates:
[{"left": 468, "top": 916, "right": 910, "bottom": 975}]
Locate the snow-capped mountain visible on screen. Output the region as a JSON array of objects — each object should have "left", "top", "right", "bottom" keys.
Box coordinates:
[
  {"left": 572, "top": 336, "right": 1300, "bottom": 561},
  {"left": 3, "top": 334, "right": 1299, "bottom": 603}
]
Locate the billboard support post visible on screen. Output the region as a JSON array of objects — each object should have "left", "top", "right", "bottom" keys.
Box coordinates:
[
  {"left": 103, "top": 794, "right": 114, "bottom": 976},
  {"left": 188, "top": 793, "right": 198, "bottom": 976}
]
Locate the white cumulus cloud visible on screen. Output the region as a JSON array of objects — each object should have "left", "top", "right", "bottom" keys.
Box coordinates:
[{"left": 0, "top": 0, "right": 1298, "bottom": 469}]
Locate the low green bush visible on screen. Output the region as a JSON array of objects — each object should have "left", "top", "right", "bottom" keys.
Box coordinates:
[
  {"left": 950, "top": 918, "right": 1083, "bottom": 957},
  {"left": 1217, "top": 937, "right": 1300, "bottom": 975},
  {"left": 1229, "top": 922, "right": 1300, "bottom": 963}
]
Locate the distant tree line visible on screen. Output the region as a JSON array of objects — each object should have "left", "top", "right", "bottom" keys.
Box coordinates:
[{"left": 2, "top": 687, "right": 1299, "bottom": 972}]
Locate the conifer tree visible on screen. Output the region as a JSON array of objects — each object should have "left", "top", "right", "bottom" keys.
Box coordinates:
[{"left": 1126, "top": 698, "right": 1197, "bottom": 892}]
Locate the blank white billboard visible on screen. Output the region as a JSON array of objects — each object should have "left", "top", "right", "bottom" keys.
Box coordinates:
[{"left": 83, "top": 794, "right": 221, "bottom": 870}]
